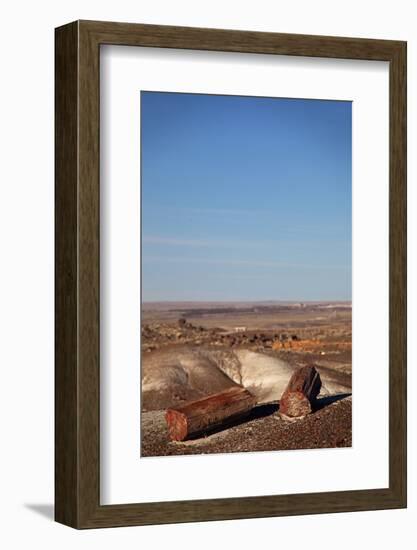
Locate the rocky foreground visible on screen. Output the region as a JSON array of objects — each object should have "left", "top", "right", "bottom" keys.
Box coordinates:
[
  {"left": 141, "top": 319, "right": 352, "bottom": 457},
  {"left": 141, "top": 395, "right": 352, "bottom": 457}
]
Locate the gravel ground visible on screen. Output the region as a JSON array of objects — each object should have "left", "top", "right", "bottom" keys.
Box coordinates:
[{"left": 141, "top": 395, "right": 352, "bottom": 457}]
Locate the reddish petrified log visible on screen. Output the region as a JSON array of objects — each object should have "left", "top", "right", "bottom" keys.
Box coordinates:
[
  {"left": 279, "top": 365, "right": 322, "bottom": 420},
  {"left": 165, "top": 387, "right": 257, "bottom": 441}
]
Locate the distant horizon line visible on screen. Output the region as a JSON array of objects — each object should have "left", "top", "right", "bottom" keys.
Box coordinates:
[{"left": 142, "top": 299, "right": 352, "bottom": 304}]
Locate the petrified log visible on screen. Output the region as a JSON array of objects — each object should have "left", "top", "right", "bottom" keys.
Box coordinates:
[
  {"left": 165, "top": 386, "right": 257, "bottom": 441},
  {"left": 279, "top": 365, "right": 321, "bottom": 420}
]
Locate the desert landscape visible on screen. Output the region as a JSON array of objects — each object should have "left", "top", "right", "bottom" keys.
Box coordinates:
[
  {"left": 141, "top": 301, "right": 352, "bottom": 457},
  {"left": 140, "top": 92, "right": 352, "bottom": 458}
]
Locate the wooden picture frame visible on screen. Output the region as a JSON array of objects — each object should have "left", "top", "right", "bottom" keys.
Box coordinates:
[{"left": 55, "top": 20, "right": 407, "bottom": 529}]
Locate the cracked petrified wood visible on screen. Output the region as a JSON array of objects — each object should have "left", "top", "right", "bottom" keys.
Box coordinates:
[
  {"left": 279, "top": 365, "right": 322, "bottom": 420},
  {"left": 165, "top": 387, "right": 257, "bottom": 441}
]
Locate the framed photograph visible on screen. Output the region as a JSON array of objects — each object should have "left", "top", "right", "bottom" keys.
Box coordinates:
[{"left": 55, "top": 20, "right": 406, "bottom": 528}]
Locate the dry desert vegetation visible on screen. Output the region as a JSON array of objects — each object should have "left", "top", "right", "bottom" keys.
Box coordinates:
[{"left": 141, "top": 301, "right": 352, "bottom": 457}]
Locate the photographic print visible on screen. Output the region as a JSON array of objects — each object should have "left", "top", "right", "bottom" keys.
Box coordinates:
[
  {"left": 140, "top": 91, "right": 352, "bottom": 457},
  {"left": 55, "top": 21, "right": 406, "bottom": 527}
]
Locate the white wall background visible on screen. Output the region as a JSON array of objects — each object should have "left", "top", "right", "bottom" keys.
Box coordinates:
[{"left": 0, "top": 0, "right": 414, "bottom": 547}]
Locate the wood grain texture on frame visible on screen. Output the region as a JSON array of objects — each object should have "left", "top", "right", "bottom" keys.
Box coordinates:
[{"left": 55, "top": 20, "right": 407, "bottom": 529}]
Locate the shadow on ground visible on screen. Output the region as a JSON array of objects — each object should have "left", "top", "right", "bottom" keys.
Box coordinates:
[
  {"left": 314, "top": 393, "right": 352, "bottom": 411},
  {"left": 183, "top": 394, "right": 351, "bottom": 441},
  {"left": 24, "top": 504, "right": 54, "bottom": 521},
  {"left": 186, "top": 402, "right": 279, "bottom": 440}
]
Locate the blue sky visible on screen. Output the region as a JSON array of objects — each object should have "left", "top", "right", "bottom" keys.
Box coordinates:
[{"left": 141, "top": 92, "right": 352, "bottom": 302}]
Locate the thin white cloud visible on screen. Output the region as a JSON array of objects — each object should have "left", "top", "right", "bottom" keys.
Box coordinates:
[
  {"left": 143, "top": 235, "right": 280, "bottom": 248},
  {"left": 143, "top": 236, "right": 220, "bottom": 247},
  {"left": 142, "top": 235, "right": 347, "bottom": 249},
  {"left": 142, "top": 255, "right": 349, "bottom": 270},
  {"left": 150, "top": 206, "right": 350, "bottom": 239}
]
